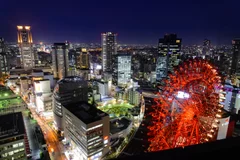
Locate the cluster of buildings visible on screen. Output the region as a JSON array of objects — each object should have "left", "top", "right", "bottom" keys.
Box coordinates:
[
  {"left": 1, "top": 24, "right": 240, "bottom": 160},
  {"left": 0, "top": 26, "right": 144, "bottom": 160}
]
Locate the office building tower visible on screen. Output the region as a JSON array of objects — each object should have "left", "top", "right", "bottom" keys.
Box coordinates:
[
  {"left": 112, "top": 54, "right": 131, "bottom": 87},
  {"left": 101, "top": 32, "right": 117, "bottom": 72},
  {"left": 0, "top": 112, "right": 30, "bottom": 160},
  {"left": 231, "top": 39, "right": 240, "bottom": 76},
  {"left": 53, "top": 76, "right": 88, "bottom": 132},
  {"left": 76, "top": 48, "right": 90, "bottom": 69},
  {"left": 203, "top": 39, "right": 211, "bottom": 55},
  {"left": 156, "top": 34, "right": 181, "bottom": 80},
  {"left": 97, "top": 80, "right": 109, "bottom": 97},
  {"left": 63, "top": 101, "right": 110, "bottom": 160},
  {"left": 0, "top": 38, "right": 8, "bottom": 77},
  {"left": 128, "top": 89, "right": 141, "bottom": 106},
  {"left": 52, "top": 43, "right": 69, "bottom": 79},
  {"left": 17, "top": 26, "right": 34, "bottom": 69}
]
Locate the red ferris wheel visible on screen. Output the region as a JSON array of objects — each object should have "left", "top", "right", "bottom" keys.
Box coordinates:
[{"left": 147, "top": 58, "right": 224, "bottom": 152}]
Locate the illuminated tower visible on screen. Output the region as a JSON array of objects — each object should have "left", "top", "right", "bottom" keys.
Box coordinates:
[
  {"left": 76, "top": 48, "right": 89, "bottom": 69},
  {"left": 17, "top": 26, "right": 34, "bottom": 69},
  {"left": 52, "top": 43, "right": 69, "bottom": 79},
  {"left": 101, "top": 32, "right": 117, "bottom": 72},
  {"left": 156, "top": 34, "right": 181, "bottom": 80}
]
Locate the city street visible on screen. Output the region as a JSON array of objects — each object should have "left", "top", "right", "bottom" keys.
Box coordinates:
[
  {"left": 22, "top": 110, "right": 41, "bottom": 160},
  {"left": 29, "top": 107, "right": 67, "bottom": 160}
]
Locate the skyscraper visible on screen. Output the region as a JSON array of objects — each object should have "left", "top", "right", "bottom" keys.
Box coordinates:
[
  {"left": 231, "top": 39, "right": 240, "bottom": 76},
  {"left": 76, "top": 48, "right": 90, "bottom": 69},
  {"left": 17, "top": 26, "right": 34, "bottom": 70},
  {"left": 156, "top": 34, "right": 181, "bottom": 80},
  {"left": 101, "top": 32, "right": 117, "bottom": 72},
  {"left": 52, "top": 43, "right": 69, "bottom": 79},
  {"left": 0, "top": 38, "right": 8, "bottom": 77},
  {"left": 53, "top": 76, "right": 88, "bottom": 132},
  {"left": 203, "top": 39, "right": 211, "bottom": 55},
  {"left": 112, "top": 54, "right": 131, "bottom": 87}
]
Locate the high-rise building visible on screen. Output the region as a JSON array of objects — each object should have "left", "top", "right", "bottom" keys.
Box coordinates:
[
  {"left": 63, "top": 101, "right": 110, "bottom": 160},
  {"left": 101, "top": 32, "right": 117, "bottom": 72},
  {"left": 17, "top": 26, "right": 34, "bottom": 70},
  {"left": 0, "top": 38, "right": 8, "bottom": 77},
  {"left": 231, "top": 39, "right": 240, "bottom": 76},
  {"left": 112, "top": 54, "right": 131, "bottom": 87},
  {"left": 76, "top": 48, "right": 90, "bottom": 69},
  {"left": 0, "top": 112, "right": 30, "bottom": 160},
  {"left": 202, "top": 39, "right": 211, "bottom": 55},
  {"left": 53, "top": 76, "right": 88, "bottom": 132},
  {"left": 156, "top": 34, "right": 181, "bottom": 80},
  {"left": 52, "top": 43, "right": 69, "bottom": 79}
]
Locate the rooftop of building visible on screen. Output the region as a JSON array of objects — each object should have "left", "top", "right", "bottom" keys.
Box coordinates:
[
  {"left": 110, "top": 117, "right": 131, "bottom": 135},
  {"left": 0, "top": 86, "right": 18, "bottom": 98},
  {"left": 20, "top": 77, "right": 28, "bottom": 80},
  {"left": 116, "top": 53, "right": 131, "bottom": 56},
  {"left": 57, "top": 76, "right": 84, "bottom": 84},
  {"left": 64, "top": 101, "right": 108, "bottom": 124},
  {"left": 34, "top": 79, "right": 50, "bottom": 82},
  {"left": 44, "top": 72, "right": 52, "bottom": 75},
  {"left": 0, "top": 112, "right": 25, "bottom": 140},
  {"left": 10, "top": 69, "right": 31, "bottom": 75},
  {"left": 32, "top": 69, "right": 43, "bottom": 73}
]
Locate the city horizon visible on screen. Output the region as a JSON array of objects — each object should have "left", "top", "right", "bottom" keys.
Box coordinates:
[{"left": 1, "top": 0, "right": 239, "bottom": 45}]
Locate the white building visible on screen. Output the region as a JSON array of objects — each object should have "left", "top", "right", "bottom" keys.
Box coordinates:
[
  {"left": 224, "top": 84, "right": 240, "bottom": 113},
  {"left": 34, "top": 79, "right": 52, "bottom": 114},
  {"left": 63, "top": 102, "right": 110, "bottom": 160},
  {"left": 112, "top": 54, "right": 131, "bottom": 87},
  {"left": 97, "top": 81, "right": 109, "bottom": 97}
]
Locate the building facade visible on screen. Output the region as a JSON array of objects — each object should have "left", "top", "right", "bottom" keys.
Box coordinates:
[
  {"left": 76, "top": 48, "right": 90, "bottom": 69},
  {"left": 53, "top": 76, "right": 88, "bottom": 131},
  {"left": 63, "top": 101, "right": 110, "bottom": 160},
  {"left": 17, "top": 26, "right": 34, "bottom": 70},
  {"left": 231, "top": 39, "right": 240, "bottom": 76},
  {"left": 202, "top": 39, "right": 211, "bottom": 55},
  {"left": 52, "top": 43, "right": 69, "bottom": 79},
  {"left": 0, "top": 38, "right": 8, "bottom": 76},
  {"left": 34, "top": 79, "right": 52, "bottom": 114},
  {"left": 0, "top": 112, "right": 29, "bottom": 160},
  {"left": 112, "top": 54, "right": 131, "bottom": 87},
  {"left": 156, "top": 34, "right": 181, "bottom": 80},
  {"left": 101, "top": 32, "right": 117, "bottom": 72}
]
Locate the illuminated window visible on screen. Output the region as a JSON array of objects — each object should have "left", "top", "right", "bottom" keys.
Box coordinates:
[{"left": 176, "top": 40, "right": 180, "bottom": 43}]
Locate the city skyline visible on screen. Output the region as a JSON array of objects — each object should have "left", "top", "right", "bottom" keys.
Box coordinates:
[{"left": 1, "top": 0, "right": 240, "bottom": 45}]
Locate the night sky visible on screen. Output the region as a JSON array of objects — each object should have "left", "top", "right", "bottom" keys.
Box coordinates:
[{"left": 1, "top": 0, "right": 239, "bottom": 45}]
